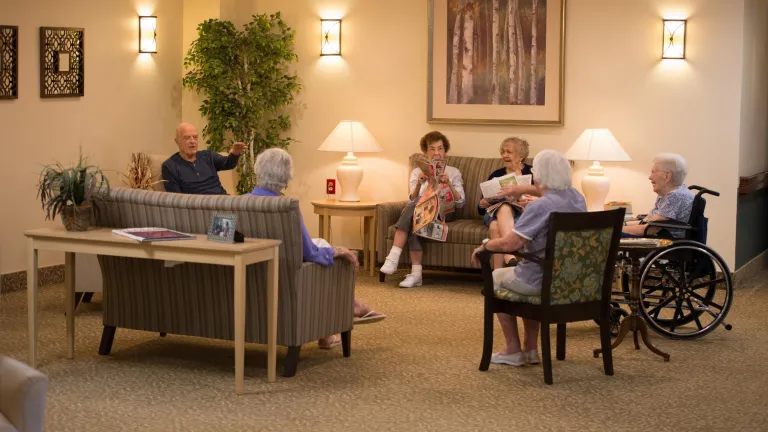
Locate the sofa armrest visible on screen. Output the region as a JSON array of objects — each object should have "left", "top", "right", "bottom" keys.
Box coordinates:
[
  {"left": 0, "top": 356, "right": 48, "bottom": 432},
  {"left": 376, "top": 201, "right": 408, "bottom": 263},
  {"left": 295, "top": 258, "right": 356, "bottom": 342}
]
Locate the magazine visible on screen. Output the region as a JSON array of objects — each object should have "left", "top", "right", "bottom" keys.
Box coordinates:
[
  {"left": 479, "top": 173, "right": 532, "bottom": 199},
  {"left": 485, "top": 200, "right": 525, "bottom": 218},
  {"left": 414, "top": 219, "right": 448, "bottom": 242},
  {"left": 413, "top": 189, "right": 440, "bottom": 232},
  {"left": 112, "top": 227, "right": 196, "bottom": 242}
]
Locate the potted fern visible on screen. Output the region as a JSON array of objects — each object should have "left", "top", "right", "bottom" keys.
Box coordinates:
[{"left": 36, "top": 152, "right": 110, "bottom": 231}]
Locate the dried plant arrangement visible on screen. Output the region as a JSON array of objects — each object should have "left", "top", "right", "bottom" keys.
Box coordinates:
[{"left": 122, "top": 152, "right": 164, "bottom": 190}]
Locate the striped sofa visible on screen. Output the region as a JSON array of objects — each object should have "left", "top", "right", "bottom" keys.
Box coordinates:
[
  {"left": 377, "top": 153, "right": 529, "bottom": 278},
  {"left": 92, "top": 188, "right": 355, "bottom": 377}
]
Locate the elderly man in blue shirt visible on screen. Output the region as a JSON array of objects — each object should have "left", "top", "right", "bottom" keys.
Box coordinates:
[
  {"left": 472, "top": 150, "right": 587, "bottom": 368},
  {"left": 161, "top": 123, "right": 247, "bottom": 195}
]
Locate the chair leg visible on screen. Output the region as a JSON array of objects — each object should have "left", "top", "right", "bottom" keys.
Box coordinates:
[
  {"left": 541, "top": 322, "right": 553, "bottom": 385},
  {"left": 556, "top": 323, "right": 566, "bottom": 361},
  {"left": 379, "top": 271, "right": 386, "bottom": 282},
  {"left": 479, "top": 303, "right": 494, "bottom": 372},
  {"left": 159, "top": 333, "right": 167, "bottom": 337},
  {"left": 600, "top": 314, "right": 615, "bottom": 376},
  {"left": 98, "top": 326, "right": 116, "bottom": 356},
  {"left": 283, "top": 346, "right": 301, "bottom": 378},
  {"left": 341, "top": 331, "right": 352, "bottom": 358},
  {"left": 74, "top": 292, "right": 84, "bottom": 310},
  {"left": 82, "top": 292, "right": 94, "bottom": 303}
]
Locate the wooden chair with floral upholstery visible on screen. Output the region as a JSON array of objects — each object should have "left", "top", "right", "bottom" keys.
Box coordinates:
[{"left": 477, "top": 209, "right": 625, "bottom": 384}]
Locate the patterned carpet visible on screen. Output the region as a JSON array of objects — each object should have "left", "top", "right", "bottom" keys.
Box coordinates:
[{"left": 1, "top": 270, "right": 767, "bottom": 432}]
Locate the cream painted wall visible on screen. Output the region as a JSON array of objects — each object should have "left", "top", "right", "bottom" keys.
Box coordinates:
[
  {"left": 250, "top": 0, "right": 745, "bottom": 269},
  {"left": 0, "top": 0, "right": 183, "bottom": 274},
  {"left": 739, "top": 0, "right": 768, "bottom": 177}
]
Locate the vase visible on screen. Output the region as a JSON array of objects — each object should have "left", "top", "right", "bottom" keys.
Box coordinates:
[{"left": 61, "top": 203, "right": 92, "bottom": 231}]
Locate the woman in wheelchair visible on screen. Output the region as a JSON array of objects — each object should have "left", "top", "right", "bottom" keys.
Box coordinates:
[
  {"left": 471, "top": 150, "right": 586, "bottom": 367},
  {"left": 622, "top": 153, "right": 695, "bottom": 239}
]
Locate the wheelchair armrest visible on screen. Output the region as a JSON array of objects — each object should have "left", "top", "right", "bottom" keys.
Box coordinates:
[{"left": 643, "top": 220, "right": 694, "bottom": 235}]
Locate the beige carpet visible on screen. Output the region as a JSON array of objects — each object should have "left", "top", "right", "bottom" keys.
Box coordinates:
[{"left": 1, "top": 270, "right": 767, "bottom": 432}]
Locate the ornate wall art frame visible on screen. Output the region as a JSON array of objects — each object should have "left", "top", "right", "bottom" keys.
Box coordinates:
[
  {"left": 39, "top": 27, "right": 84, "bottom": 98},
  {"left": 0, "top": 25, "right": 19, "bottom": 100},
  {"left": 427, "top": 0, "right": 566, "bottom": 125}
]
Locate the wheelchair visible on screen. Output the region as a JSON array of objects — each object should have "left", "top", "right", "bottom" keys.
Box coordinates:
[{"left": 607, "top": 185, "right": 734, "bottom": 340}]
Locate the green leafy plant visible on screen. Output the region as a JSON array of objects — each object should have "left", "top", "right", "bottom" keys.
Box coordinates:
[
  {"left": 36, "top": 151, "right": 110, "bottom": 221},
  {"left": 183, "top": 13, "right": 301, "bottom": 195}
]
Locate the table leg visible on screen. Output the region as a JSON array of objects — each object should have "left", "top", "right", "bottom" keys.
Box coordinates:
[
  {"left": 369, "top": 214, "right": 377, "bottom": 277},
  {"left": 65, "top": 252, "right": 76, "bottom": 359},
  {"left": 233, "top": 256, "right": 246, "bottom": 394},
  {"left": 363, "top": 216, "right": 370, "bottom": 272},
  {"left": 323, "top": 214, "right": 331, "bottom": 243},
  {"left": 318, "top": 215, "right": 325, "bottom": 240},
  {"left": 266, "top": 246, "right": 279, "bottom": 383},
  {"left": 27, "top": 239, "right": 39, "bottom": 368}
]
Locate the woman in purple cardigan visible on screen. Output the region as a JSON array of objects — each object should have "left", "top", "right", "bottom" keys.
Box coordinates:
[{"left": 250, "top": 148, "right": 386, "bottom": 349}]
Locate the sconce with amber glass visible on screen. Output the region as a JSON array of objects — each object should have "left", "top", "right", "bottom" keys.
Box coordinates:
[
  {"left": 662, "top": 19, "right": 686, "bottom": 59},
  {"left": 321, "top": 19, "right": 341, "bottom": 56},
  {"left": 139, "top": 16, "right": 157, "bottom": 53}
]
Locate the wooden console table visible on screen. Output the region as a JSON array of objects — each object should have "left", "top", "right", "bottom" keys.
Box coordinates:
[{"left": 24, "top": 227, "right": 281, "bottom": 394}]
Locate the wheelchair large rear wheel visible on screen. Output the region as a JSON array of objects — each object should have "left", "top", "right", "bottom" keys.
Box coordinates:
[{"left": 638, "top": 241, "right": 733, "bottom": 339}]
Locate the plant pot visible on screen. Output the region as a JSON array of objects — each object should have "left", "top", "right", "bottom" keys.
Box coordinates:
[{"left": 60, "top": 204, "right": 92, "bottom": 231}]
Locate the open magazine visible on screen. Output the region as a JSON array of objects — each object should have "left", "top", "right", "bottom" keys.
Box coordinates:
[
  {"left": 412, "top": 183, "right": 451, "bottom": 242},
  {"left": 112, "top": 227, "right": 195, "bottom": 242},
  {"left": 480, "top": 173, "right": 533, "bottom": 218}
]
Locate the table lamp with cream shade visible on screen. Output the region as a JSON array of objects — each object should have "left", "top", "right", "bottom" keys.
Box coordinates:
[
  {"left": 564, "top": 129, "right": 632, "bottom": 212},
  {"left": 317, "top": 121, "right": 383, "bottom": 202}
]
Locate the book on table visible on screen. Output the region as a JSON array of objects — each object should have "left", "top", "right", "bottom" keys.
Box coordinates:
[{"left": 112, "top": 227, "right": 196, "bottom": 242}]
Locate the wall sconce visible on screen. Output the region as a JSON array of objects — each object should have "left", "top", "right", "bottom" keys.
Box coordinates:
[
  {"left": 662, "top": 19, "right": 686, "bottom": 59},
  {"left": 321, "top": 19, "right": 341, "bottom": 56},
  {"left": 139, "top": 16, "right": 157, "bottom": 53}
]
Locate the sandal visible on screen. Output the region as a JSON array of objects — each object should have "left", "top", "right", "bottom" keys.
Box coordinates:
[
  {"left": 318, "top": 334, "right": 341, "bottom": 349},
  {"left": 354, "top": 310, "right": 387, "bottom": 325}
]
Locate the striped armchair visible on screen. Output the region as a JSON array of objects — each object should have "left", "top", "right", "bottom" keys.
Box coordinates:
[
  {"left": 92, "top": 188, "right": 355, "bottom": 377},
  {"left": 376, "top": 153, "right": 519, "bottom": 277}
]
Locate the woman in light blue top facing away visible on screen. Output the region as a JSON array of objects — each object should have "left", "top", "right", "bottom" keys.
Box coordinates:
[
  {"left": 250, "top": 148, "right": 386, "bottom": 349},
  {"left": 472, "top": 150, "right": 587, "bottom": 368}
]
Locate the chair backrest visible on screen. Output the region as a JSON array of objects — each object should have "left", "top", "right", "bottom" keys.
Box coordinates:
[
  {"left": 540, "top": 209, "right": 625, "bottom": 306},
  {"left": 685, "top": 185, "right": 719, "bottom": 244}
]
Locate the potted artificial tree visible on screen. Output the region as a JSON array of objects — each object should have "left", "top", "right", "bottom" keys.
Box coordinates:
[
  {"left": 36, "top": 152, "right": 110, "bottom": 231},
  {"left": 183, "top": 13, "right": 300, "bottom": 194}
]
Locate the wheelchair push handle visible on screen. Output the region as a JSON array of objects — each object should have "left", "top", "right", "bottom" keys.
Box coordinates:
[{"left": 689, "top": 185, "right": 720, "bottom": 197}]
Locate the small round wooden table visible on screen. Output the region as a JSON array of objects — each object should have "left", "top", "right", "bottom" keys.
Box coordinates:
[
  {"left": 594, "top": 238, "right": 674, "bottom": 362},
  {"left": 310, "top": 199, "right": 380, "bottom": 276}
]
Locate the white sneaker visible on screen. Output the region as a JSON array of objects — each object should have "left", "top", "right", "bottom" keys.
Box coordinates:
[
  {"left": 380, "top": 258, "right": 398, "bottom": 275},
  {"left": 398, "top": 273, "right": 422, "bottom": 288},
  {"left": 524, "top": 350, "right": 541, "bottom": 365},
  {"left": 491, "top": 352, "right": 525, "bottom": 367}
]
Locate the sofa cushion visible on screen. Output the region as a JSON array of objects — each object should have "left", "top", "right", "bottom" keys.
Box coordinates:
[{"left": 387, "top": 218, "right": 489, "bottom": 245}]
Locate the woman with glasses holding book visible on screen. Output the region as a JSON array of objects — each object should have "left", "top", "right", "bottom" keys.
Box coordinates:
[{"left": 478, "top": 137, "right": 535, "bottom": 269}]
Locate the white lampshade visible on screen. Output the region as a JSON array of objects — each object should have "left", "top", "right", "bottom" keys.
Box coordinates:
[
  {"left": 564, "top": 129, "right": 631, "bottom": 162},
  {"left": 317, "top": 121, "right": 383, "bottom": 153},
  {"left": 317, "top": 121, "right": 382, "bottom": 202},
  {"left": 564, "top": 129, "right": 631, "bottom": 212}
]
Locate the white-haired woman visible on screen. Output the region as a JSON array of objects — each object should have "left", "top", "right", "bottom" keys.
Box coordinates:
[
  {"left": 478, "top": 137, "right": 535, "bottom": 269},
  {"left": 471, "top": 150, "right": 586, "bottom": 367},
  {"left": 622, "top": 153, "right": 694, "bottom": 238},
  {"left": 250, "top": 148, "right": 386, "bottom": 349}
]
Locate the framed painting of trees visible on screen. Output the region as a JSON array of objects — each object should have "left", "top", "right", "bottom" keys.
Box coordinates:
[{"left": 427, "top": 0, "right": 566, "bottom": 125}]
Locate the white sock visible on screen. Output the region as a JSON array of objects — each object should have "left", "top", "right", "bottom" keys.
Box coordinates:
[
  {"left": 411, "top": 265, "right": 423, "bottom": 276},
  {"left": 387, "top": 246, "right": 403, "bottom": 262}
]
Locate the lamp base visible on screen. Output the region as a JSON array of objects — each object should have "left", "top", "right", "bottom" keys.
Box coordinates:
[
  {"left": 337, "top": 152, "right": 363, "bottom": 202},
  {"left": 581, "top": 161, "right": 610, "bottom": 212}
]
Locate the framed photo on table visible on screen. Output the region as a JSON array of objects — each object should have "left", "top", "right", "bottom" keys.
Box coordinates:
[
  {"left": 207, "top": 212, "right": 238, "bottom": 243},
  {"left": 427, "top": 0, "right": 566, "bottom": 125}
]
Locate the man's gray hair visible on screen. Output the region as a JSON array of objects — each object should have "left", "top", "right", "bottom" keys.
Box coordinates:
[
  {"left": 254, "top": 148, "right": 293, "bottom": 192},
  {"left": 532, "top": 149, "right": 572, "bottom": 190},
  {"left": 653, "top": 153, "right": 688, "bottom": 186}
]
